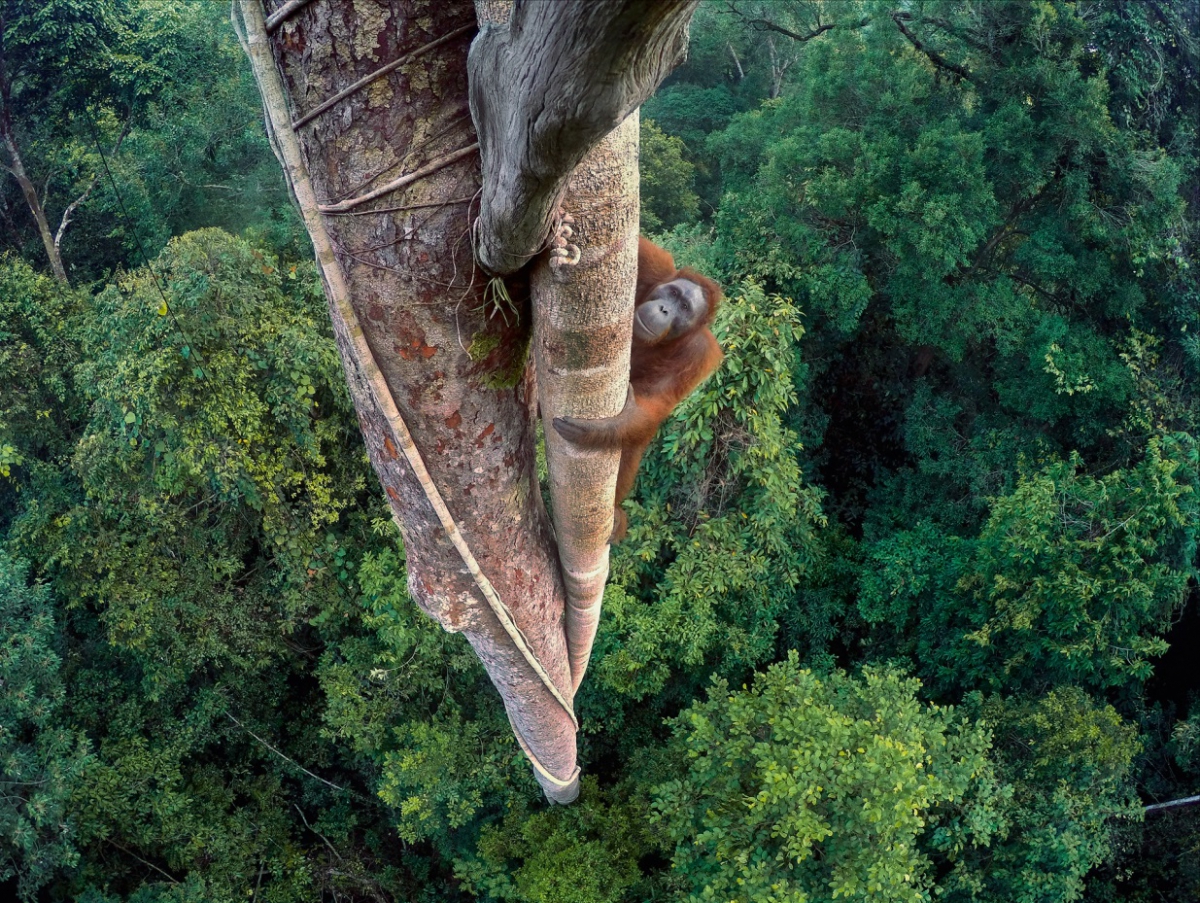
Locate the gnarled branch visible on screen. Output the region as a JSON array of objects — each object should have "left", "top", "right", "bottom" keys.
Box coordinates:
[{"left": 468, "top": 0, "right": 698, "bottom": 274}]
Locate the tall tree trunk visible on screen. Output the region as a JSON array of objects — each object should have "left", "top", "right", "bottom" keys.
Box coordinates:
[
  {"left": 468, "top": 0, "right": 695, "bottom": 695},
  {"left": 532, "top": 113, "right": 640, "bottom": 690},
  {"left": 240, "top": 0, "right": 695, "bottom": 804},
  {"left": 239, "top": 0, "right": 579, "bottom": 802},
  {"left": 0, "top": 128, "right": 67, "bottom": 283},
  {"left": 0, "top": 32, "right": 68, "bottom": 285}
]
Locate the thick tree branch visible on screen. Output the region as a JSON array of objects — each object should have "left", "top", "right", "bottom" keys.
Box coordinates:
[
  {"left": 0, "top": 25, "right": 68, "bottom": 282},
  {"left": 892, "top": 11, "right": 972, "bottom": 81},
  {"left": 468, "top": 0, "right": 698, "bottom": 274}
]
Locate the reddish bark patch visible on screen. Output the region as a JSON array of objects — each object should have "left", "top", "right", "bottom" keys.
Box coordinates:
[
  {"left": 368, "top": 304, "right": 386, "bottom": 322},
  {"left": 385, "top": 485, "right": 401, "bottom": 502},
  {"left": 393, "top": 310, "right": 438, "bottom": 360},
  {"left": 383, "top": 435, "right": 399, "bottom": 459},
  {"left": 396, "top": 339, "right": 438, "bottom": 360},
  {"left": 476, "top": 423, "right": 495, "bottom": 446},
  {"left": 445, "top": 411, "right": 462, "bottom": 430}
]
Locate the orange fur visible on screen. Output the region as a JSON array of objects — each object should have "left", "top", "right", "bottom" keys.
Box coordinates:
[{"left": 561, "top": 237, "right": 723, "bottom": 541}]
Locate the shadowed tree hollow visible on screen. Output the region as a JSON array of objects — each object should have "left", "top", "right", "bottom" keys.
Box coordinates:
[{"left": 236, "top": 0, "right": 697, "bottom": 802}]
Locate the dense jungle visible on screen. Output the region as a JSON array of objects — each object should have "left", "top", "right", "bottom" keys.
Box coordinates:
[{"left": 2, "top": 1, "right": 1198, "bottom": 901}]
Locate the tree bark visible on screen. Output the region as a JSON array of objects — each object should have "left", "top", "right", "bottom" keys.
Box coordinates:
[
  {"left": 239, "top": 0, "right": 579, "bottom": 802},
  {"left": 533, "top": 112, "right": 639, "bottom": 691},
  {"left": 468, "top": 0, "right": 696, "bottom": 274},
  {"left": 241, "top": 0, "right": 693, "bottom": 805},
  {"left": 0, "top": 30, "right": 68, "bottom": 283},
  {"left": 0, "top": 128, "right": 66, "bottom": 283},
  {"left": 473, "top": 0, "right": 649, "bottom": 708}
]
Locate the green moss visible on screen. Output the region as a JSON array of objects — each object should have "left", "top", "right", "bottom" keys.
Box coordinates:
[
  {"left": 467, "top": 331, "right": 500, "bottom": 362},
  {"left": 468, "top": 329, "right": 530, "bottom": 390}
]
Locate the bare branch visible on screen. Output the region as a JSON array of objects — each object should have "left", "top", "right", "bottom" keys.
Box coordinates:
[
  {"left": 104, "top": 839, "right": 180, "bottom": 885},
  {"left": 736, "top": 16, "right": 835, "bottom": 44},
  {"left": 723, "top": 1, "right": 867, "bottom": 43},
  {"left": 225, "top": 712, "right": 348, "bottom": 792},
  {"left": 727, "top": 41, "right": 744, "bottom": 80},
  {"left": 1145, "top": 794, "right": 1200, "bottom": 814},
  {"left": 55, "top": 116, "right": 131, "bottom": 252},
  {"left": 53, "top": 177, "right": 98, "bottom": 251}
]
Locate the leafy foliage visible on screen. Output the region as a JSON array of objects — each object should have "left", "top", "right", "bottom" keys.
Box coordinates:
[
  {"left": 968, "top": 689, "right": 1142, "bottom": 903},
  {"left": 639, "top": 118, "right": 700, "bottom": 233},
  {"left": 653, "top": 655, "right": 1006, "bottom": 903},
  {"left": 861, "top": 438, "right": 1197, "bottom": 696},
  {"left": 0, "top": 256, "right": 86, "bottom": 488},
  {"left": 0, "top": 552, "right": 89, "bottom": 901},
  {"left": 14, "top": 229, "right": 372, "bottom": 679},
  {"left": 0, "top": 0, "right": 295, "bottom": 282},
  {"left": 456, "top": 780, "right": 656, "bottom": 903},
  {"left": 2, "top": 1, "right": 1198, "bottom": 900}
]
